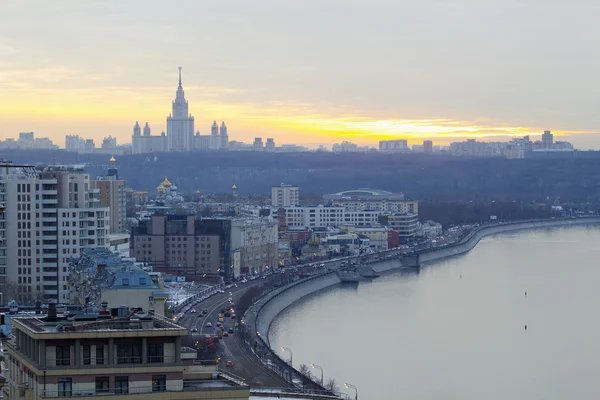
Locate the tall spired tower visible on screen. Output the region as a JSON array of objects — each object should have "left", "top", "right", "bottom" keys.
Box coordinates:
[{"left": 167, "top": 67, "right": 195, "bottom": 151}]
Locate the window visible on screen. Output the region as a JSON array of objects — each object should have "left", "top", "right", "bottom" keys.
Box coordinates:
[
  {"left": 83, "top": 344, "right": 91, "bottom": 365},
  {"left": 122, "top": 278, "right": 129, "bottom": 286},
  {"left": 117, "top": 343, "right": 141, "bottom": 364},
  {"left": 58, "top": 378, "right": 72, "bottom": 397},
  {"left": 152, "top": 375, "right": 166, "bottom": 392},
  {"left": 96, "top": 345, "right": 104, "bottom": 364},
  {"left": 95, "top": 376, "right": 109, "bottom": 394},
  {"left": 115, "top": 376, "right": 129, "bottom": 394},
  {"left": 55, "top": 345, "right": 70, "bottom": 366},
  {"left": 139, "top": 277, "right": 146, "bottom": 285},
  {"left": 148, "top": 343, "right": 164, "bottom": 363}
]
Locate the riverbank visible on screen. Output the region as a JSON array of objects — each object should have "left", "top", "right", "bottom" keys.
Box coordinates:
[{"left": 255, "top": 217, "right": 600, "bottom": 348}]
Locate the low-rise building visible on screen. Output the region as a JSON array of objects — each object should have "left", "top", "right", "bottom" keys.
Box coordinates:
[
  {"left": 68, "top": 248, "right": 169, "bottom": 316},
  {"left": 280, "top": 205, "right": 380, "bottom": 229},
  {"left": 379, "top": 213, "right": 418, "bottom": 242},
  {"left": 5, "top": 302, "right": 249, "bottom": 400}
]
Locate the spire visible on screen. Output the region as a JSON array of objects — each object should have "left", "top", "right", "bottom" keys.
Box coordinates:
[{"left": 178, "top": 66, "right": 182, "bottom": 87}]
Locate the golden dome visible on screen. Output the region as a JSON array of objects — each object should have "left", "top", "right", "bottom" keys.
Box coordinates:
[
  {"left": 157, "top": 187, "right": 166, "bottom": 193},
  {"left": 232, "top": 184, "right": 237, "bottom": 190},
  {"left": 195, "top": 189, "right": 201, "bottom": 194},
  {"left": 161, "top": 176, "right": 173, "bottom": 188},
  {"left": 109, "top": 156, "right": 116, "bottom": 163}
]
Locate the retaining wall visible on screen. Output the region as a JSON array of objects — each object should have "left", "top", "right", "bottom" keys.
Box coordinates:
[{"left": 258, "top": 217, "right": 600, "bottom": 346}]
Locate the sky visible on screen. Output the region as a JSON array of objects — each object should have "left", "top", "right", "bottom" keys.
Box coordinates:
[{"left": 1, "top": 0, "right": 600, "bottom": 149}]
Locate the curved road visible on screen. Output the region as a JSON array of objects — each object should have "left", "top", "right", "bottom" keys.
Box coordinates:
[{"left": 177, "top": 279, "right": 290, "bottom": 387}]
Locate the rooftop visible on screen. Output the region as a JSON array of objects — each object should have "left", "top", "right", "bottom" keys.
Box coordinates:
[{"left": 323, "top": 188, "right": 405, "bottom": 200}]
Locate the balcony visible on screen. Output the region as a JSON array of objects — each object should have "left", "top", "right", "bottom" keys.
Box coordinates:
[{"left": 37, "top": 374, "right": 249, "bottom": 399}]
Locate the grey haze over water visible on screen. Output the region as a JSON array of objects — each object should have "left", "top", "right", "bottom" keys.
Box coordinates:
[{"left": 270, "top": 226, "right": 600, "bottom": 399}]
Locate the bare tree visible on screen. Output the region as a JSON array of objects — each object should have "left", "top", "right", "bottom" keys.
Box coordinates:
[
  {"left": 0, "top": 281, "right": 20, "bottom": 305},
  {"left": 325, "top": 378, "right": 339, "bottom": 393},
  {"left": 299, "top": 363, "right": 312, "bottom": 378}
]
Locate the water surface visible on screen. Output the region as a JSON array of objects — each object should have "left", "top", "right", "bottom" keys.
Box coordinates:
[{"left": 269, "top": 227, "right": 600, "bottom": 399}]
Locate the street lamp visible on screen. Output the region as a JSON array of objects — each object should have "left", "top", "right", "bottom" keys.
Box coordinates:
[
  {"left": 311, "top": 363, "right": 323, "bottom": 385},
  {"left": 344, "top": 383, "right": 358, "bottom": 400},
  {"left": 281, "top": 346, "right": 293, "bottom": 367}
]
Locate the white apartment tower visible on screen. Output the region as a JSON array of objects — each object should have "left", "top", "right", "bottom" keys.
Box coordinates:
[
  {"left": 0, "top": 163, "right": 110, "bottom": 304},
  {"left": 167, "top": 67, "right": 195, "bottom": 151},
  {"left": 271, "top": 183, "right": 300, "bottom": 207}
]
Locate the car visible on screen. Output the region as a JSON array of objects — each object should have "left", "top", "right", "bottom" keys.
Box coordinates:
[
  {"left": 231, "top": 314, "right": 237, "bottom": 319},
  {"left": 222, "top": 331, "right": 229, "bottom": 337},
  {"left": 206, "top": 322, "right": 212, "bottom": 328},
  {"left": 224, "top": 311, "right": 231, "bottom": 317},
  {"left": 191, "top": 328, "right": 198, "bottom": 333},
  {"left": 226, "top": 360, "right": 234, "bottom": 367},
  {"left": 191, "top": 309, "right": 197, "bottom": 313},
  {"left": 216, "top": 322, "right": 222, "bottom": 327},
  {"left": 228, "top": 328, "right": 234, "bottom": 334}
]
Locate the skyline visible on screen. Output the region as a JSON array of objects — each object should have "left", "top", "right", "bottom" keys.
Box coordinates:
[{"left": 2, "top": 1, "right": 600, "bottom": 149}]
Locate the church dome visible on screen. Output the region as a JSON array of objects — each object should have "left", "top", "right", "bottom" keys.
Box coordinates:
[
  {"left": 109, "top": 156, "right": 116, "bottom": 163},
  {"left": 232, "top": 184, "right": 237, "bottom": 190},
  {"left": 157, "top": 187, "right": 166, "bottom": 194},
  {"left": 161, "top": 177, "right": 173, "bottom": 188},
  {"left": 170, "top": 184, "right": 178, "bottom": 191}
]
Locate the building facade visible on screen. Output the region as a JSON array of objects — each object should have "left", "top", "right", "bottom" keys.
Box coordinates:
[
  {"left": 93, "top": 157, "right": 126, "bottom": 234},
  {"left": 279, "top": 206, "right": 380, "bottom": 229},
  {"left": 380, "top": 213, "right": 418, "bottom": 241},
  {"left": 271, "top": 183, "right": 300, "bottom": 207},
  {"left": 130, "top": 214, "right": 221, "bottom": 279},
  {"left": 5, "top": 304, "right": 249, "bottom": 399},
  {"left": 230, "top": 219, "right": 278, "bottom": 276},
  {"left": 379, "top": 139, "right": 409, "bottom": 152},
  {"left": 0, "top": 163, "right": 110, "bottom": 304}
]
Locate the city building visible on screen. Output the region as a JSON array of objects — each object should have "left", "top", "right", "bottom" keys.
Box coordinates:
[
  {"left": 423, "top": 140, "right": 433, "bottom": 153},
  {"left": 93, "top": 156, "right": 127, "bottom": 234},
  {"left": 68, "top": 247, "right": 169, "bottom": 315},
  {"left": 342, "top": 226, "right": 390, "bottom": 250},
  {"left": 6, "top": 302, "right": 249, "bottom": 399},
  {"left": 323, "top": 188, "right": 406, "bottom": 201},
  {"left": 231, "top": 218, "right": 278, "bottom": 276},
  {"left": 279, "top": 205, "right": 380, "bottom": 229},
  {"left": 253, "top": 138, "right": 263, "bottom": 151},
  {"left": 132, "top": 68, "right": 229, "bottom": 154},
  {"left": 155, "top": 177, "right": 184, "bottom": 205},
  {"left": 379, "top": 139, "right": 409, "bottom": 153},
  {"left": 265, "top": 138, "right": 275, "bottom": 152},
  {"left": 0, "top": 163, "right": 110, "bottom": 303},
  {"left": 417, "top": 220, "right": 443, "bottom": 238},
  {"left": 0, "top": 132, "right": 59, "bottom": 151},
  {"left": 271, "top": 183, "right": 300, "bottom": 207},
  {"left": 332, "top": 141, "right": 358, "bottom": 153},
  {"left": 167, "top": 67, "right": 194, "bottom": 152},
  {"left": 65, "top": 135, "right": 85, "bottom": 152},
  {"left": 542, "top": 130, "right": 554, "bottom": 149},
  {"left": 130, "top": 213, "right": 221, "bottom": 280},
  {"left": 379, "top": 213, "right": 418, "bottom": 241}
]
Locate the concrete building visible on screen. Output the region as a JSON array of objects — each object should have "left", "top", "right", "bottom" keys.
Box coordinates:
[
  {"left": 93, "top": 156, "right": 126, "bottom": 234},
  {"left": 279, "top": 205, "right": 380, "bottom": 229},
  {"left": 343, "top": 226, "right": 390, "bottom": 250},
  {"left": 6, "top": 303, "right": 249, "bottom": 399},
  {"left": 379, "top": 139, "right": 409, "bottom": 152},
  {"left": 323, "top": 188, "right": 405, "bottom": 201},
  {"left": 423, "top": 140, "right": 433, "bottom": 153},
  {"left": 130, "top": 214, "right": 221, "bottom": 279},
  {"left": 132, "top": 122, "right": 168, "bottom": 154},
  {"left": 331, "top": 199, "right": 417, "bottom": 215},
  {"left": 0, "top": 163, "right": 110, "bottom": 303},
  {"left": 219, "top": 121, "right": 229, "bottom": 149},
  {"left": 332, "top": 141, "right": 358, "bottom": 152},
  {"left": 231, "top": 219, "right": 278, "bottom": 276},
  {"left": 68, "top": 247, "right": 168, "bottom": 315},
  {"left": 167, "top": 67, "right": 195, "bottom": 152},
  {"left": 65, "top": 135, "right": 85, "bottom": 152},
  {"left": 265, "top": 138, "right": 275, "bottom": 152},
  {"left": 271, "top": 183, "right": 300, "bottom": 207},
  {"left": 379, "top": 213, "right": 418, "bottom": 241},
  {"left": 253, "top": 138, "right": 263, "bottom": 151},
  {"left": 542, "top": 130, "right": 554, "bottom": 149}
]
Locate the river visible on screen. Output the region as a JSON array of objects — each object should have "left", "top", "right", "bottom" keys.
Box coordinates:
[{"left": 269, "top": 226, "right": 600, "bottom": 399}]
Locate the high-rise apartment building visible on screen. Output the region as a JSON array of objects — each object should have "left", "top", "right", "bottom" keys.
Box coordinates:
[
  {"left": 167, "top": 67, "right": 195, "bottom": 152},
  {"left": 271, "top": 183, "right": 300, "bottom": 207},
  {"left": 93, "top": 157, "right": 126, "bottom": 234},
  {"left": 0, "top": 163, "right": 110, "bottom": 303},
  {"left": 542, "top": 130, "right": 554, "bottom": 149},
  {"left": 423, "top": 140, "right": 433, "bottom": 153},
  {"left": 253, "top": 138, "right": 263, "bottom": 151},
  {"left": 265, "top": 138, "right": 275, "bottom": 152},
  {"left": 379, "top": 139, "right": 409, "bottom": 152}
]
